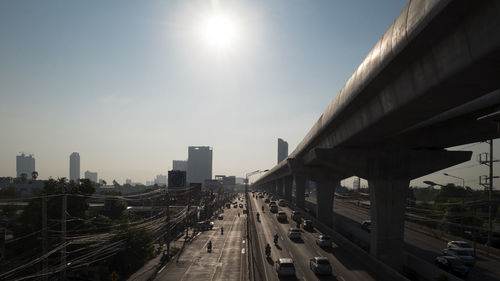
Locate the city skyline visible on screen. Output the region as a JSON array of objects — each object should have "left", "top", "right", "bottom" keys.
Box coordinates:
[{"left": 0, "top": 0, "right": 498, "bottom": 189}]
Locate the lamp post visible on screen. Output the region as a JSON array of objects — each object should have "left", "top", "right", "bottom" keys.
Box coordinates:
[
  {"left": 245, "top": 169, "right": 269, "bottom": 199},
  {"left": 443, "top": 173, "right": 466, "bottom": 233}
]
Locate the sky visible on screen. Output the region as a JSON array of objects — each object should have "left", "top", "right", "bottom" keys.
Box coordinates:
[{"left": 0, "top": 0, "right": 498, "bottom": 189}]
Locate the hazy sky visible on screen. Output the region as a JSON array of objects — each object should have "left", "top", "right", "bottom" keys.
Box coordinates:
[{"left": 1, "top": 0, "right": 497, "bottom": 188}]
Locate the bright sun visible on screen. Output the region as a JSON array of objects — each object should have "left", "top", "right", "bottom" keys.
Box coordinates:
[{"left": 201, "top": 14, "right": 238, "bottom": 52}]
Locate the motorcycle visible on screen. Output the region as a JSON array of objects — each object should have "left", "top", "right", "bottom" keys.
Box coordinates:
[
  {"left": 265, "top": 244, "right": 271, "bottom": 258},
  {"left": 261, "top": 206, "right": 264, "bottom": 212},
  {"left": 207, "top": 241, "right": 212, "bottom": 253},
  {"left": 273, "top": 234, "right": 278, "bottom": 245},
  {"left": 221, "top": 226, "right": 224, "bottom": 235}
]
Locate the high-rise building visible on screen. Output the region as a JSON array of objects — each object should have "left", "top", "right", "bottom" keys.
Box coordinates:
[
  {"left": 277, "top": 138, "right": 288, "bottom": 164},
  {"left": 187, "top": 146, "right": 212, "bottom": 186},
  {"left": 69, "top": 152, "right": 80, "bottom": 182},
  {"left": 84, "top": 171, "right": 98, "bottom": 183},
  {"left": 155, "top": 174, "right": 167, "bottom": 185},
  {"left": 173, "top": 160, "right": 188, "bottom": 171},
  {"left": 125, "top": 179, "right": 132, "bottom": 185},
  {"left": 16, "top": 153, "right": 35, "bottom": 179}
]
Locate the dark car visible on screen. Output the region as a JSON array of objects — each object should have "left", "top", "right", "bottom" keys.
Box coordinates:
[
  {"left": 361, "top": 220, "right": 371, "bottom": 232},
  {"left": 303, "top": 220, "right": 314, "bottom": 231},
  {"left": 196, "top": 221, "right": 214, "bottom": 231},
  {"left": 291, "top": 211, "right": 301, "bottom": 222},
  {"left": 435, "top": 256, "right": 469, "bottom": 277},
  {"left": 264, "top": 198, "right": 270, "bottom": 203}
]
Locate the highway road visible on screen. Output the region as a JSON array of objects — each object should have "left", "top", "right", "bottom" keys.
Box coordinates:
[
  {"left": 306, "top": 195, "right": 500, "bottom": 281},
  {"left": 155, "top": 202, "right": 248, "bottom": 281},
  {"left": 248, "top": 193, "right": 383, "bottom": 281}
]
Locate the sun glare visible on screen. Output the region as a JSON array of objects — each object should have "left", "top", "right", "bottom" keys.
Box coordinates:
[{"left": 201, "top": 14, "right": 238, "bottom": 52}]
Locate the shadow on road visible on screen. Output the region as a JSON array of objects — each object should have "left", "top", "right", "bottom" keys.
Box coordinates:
[
  {"left": 266, "top": 257, "right": 275, "bottom": 265},
  {"left": 317, "top": 274, "right": 339, "bottom": 281},
  {"left": 278, "top": 276, "right": 299, "bottom": 281},
  {"left": 291, "top": 238, "right": 304, "bottom": 244},
  {"left": 275, "top": 244, "right": 282, "bottom": 251}
]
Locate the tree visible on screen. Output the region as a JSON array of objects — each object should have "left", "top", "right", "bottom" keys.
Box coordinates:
[{"left": 109, "top": 226, "right": 154, "bottom": 277}]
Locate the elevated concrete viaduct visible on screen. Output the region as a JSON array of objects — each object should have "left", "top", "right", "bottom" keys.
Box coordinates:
[{"left": 252, "top": 0, "right": 500, "bottom": 271}]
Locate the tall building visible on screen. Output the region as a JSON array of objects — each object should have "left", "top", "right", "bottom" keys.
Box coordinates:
[
  {"left": 69, "top": 152, "right": 80, "bottom": 182},
  {"left": 84, "top": 170, "right": 98, "bottom": 183},
  {"left": 277, "top": 138, "right": 288, "bottom": 164},
  {"left": 173, "top": 160, "right": 188, "bottom": 171},
  {"left": 155, "top": 174, "right": 167, "bottom": 185},
  {"left": 16, "top": 153, "right": 35, "bottom": 179},
  {"left": 187, "top": 146, "right": 212, "bottom": 186},
  {"left": 125, "top": 179, "right": 132, "bottom": 185}
]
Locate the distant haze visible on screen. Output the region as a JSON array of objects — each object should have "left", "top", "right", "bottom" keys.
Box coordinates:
[{"left": 1, "top": 1, "right": 497, "bottom": 189}]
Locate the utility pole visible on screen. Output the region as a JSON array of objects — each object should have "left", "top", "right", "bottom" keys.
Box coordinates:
[
  {"left": 479, "top": 140, "right": 498, "bottom": 246},
  {"left": 166, "top": 190, "right": 170, "bottom": 258},
  {"left": 185, "top": 186, "right": 190, "bottom": 240},
  {"left": 61, "top": 188, "right": 67, "bottom": 279},
  {"left": 488, "top": 139, "right": 494, "bottom": 246},
  {"left": 42, "top": 195, "right": 48, "bottom": 281}
]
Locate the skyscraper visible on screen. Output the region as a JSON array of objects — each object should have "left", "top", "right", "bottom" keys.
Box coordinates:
[
  {"left": 16, "top": 153, "right": 35, "bottom": 179},
  {"left": 173, "top": 160, "right": 188, "bottom": 172},
  {"left": 84, "top": 170, "right": 98, "bottom": 183},
  {"left": 277, "top": 138, "right": 288, "bottom": 164},
  {"left": 187, "top": 146, "right": 212, "bottom": 186},
  {"left": 69, "top": 152, "right": 80, "bottom": 182}
]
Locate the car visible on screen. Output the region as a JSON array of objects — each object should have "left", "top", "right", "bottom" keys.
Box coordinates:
[
  {"left": 309, "top": 257, "right": 332, "bottom": 275},
  {"left": 304, "top": 193, "right": 309, "bottom": 197},
  {"left": 278, "top": 199, "right": 287, "bottom": 207},
  {"left": 226, "top": 203, "right": 231, "bottom": 208},
  {"left": 315, "top": 235, "right": 332, "bottom": 247},
  {"left": 233, "top": 204, "right": 238, "bottom": 208},
  {"left": 288, "top": 228, "right": 301, "bottom": 240},
  {"left": 275, "top": 258, "right": 296, "bottom": 277},
  {"left": 218, "top": 214, "right": 224, "bottom": 220},
  {"left": 269, "top": 201, "right": 277, "bottom": 206},
  {"left": 264, "top": 198, "right": 270, "bottom": 203},
  {"left": 270, "top": 205, "right": 278, "bottom": 213},
  {"left": 435, "top": 256, "right": 469, "bottom": 277},
  {"left": 196, "top": 221, "right": 214, "bottom": 231},
  {"left": 447, "top": 241, "right": 475, "bottom": 256},
  {"left": 277, "top": 211, "right": 287, "bottom": 222},
  {"left": 291, "top": 211, "right": 301, "bottom": 222},
  {"left": 259, "top": 194, "right": 264, "bottom": 198},
  {"left": 361, "top": 220, "right": 371, "bottom": 232},
  {"left": 303, "top": 220, "right": 314, "bottom": 231},
  {"left": 443, "top": 248, "right": 475, "bottom": 266}
]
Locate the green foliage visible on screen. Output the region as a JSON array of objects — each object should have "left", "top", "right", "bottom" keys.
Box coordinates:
[
  {"left": 109, "top": 226, "right": 154, "bottom": 277},
  {"left": 104, "top": 197, "right": 127, "bottom": 220},
  {"left": 0, "top": 186, "right": 21, "bottom": 197}
]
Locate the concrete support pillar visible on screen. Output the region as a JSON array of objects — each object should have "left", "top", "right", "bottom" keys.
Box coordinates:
[
  {"left": 294, "top": 175, "right": 306, "bottom": 208},
  {"left": 368, "top": 178, "right": 408, "bottom": 271},
  {"left": 315, "top": 177, "right": 339, "bottom": 227},
  {"left": 284, "top": 176, "right": 293, "bottom": 202},
  {"left": 276, "top": 179, "right": 284, "bottom": 196},
  {"left": 366, "top": 153, "right": 410, "bottom": 272}
]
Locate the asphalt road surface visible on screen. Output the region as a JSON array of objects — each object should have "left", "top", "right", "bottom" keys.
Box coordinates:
[
  {"left": 155, "top": 201, "right": 248, "bottom": 281},
  {"left": 306, "top": 194, "right": 500, "bottom": 281},
  {"left": 249, "top": 194, "right": 383, "bottom": 281}
]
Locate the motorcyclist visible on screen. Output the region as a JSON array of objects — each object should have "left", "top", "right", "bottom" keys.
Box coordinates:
[
  {"left": 207, "top": 240, "right": 212, "bottom": 252},
  {"left": 238, "top": 212, "right": 240, "bottom": 217},
  {"left": 265, "top": 243, "right": 271, "bottom": 257},
  {"left": 261, "top": 205, "right": 264, "bottom": 212},
  {"left": 256, "top": 212, "right": 260, "bottom": 221},
  {"left": 221, "top": 226, "right": 224, "bottom": 235},
  {"left": 273, "top": 233, "right": 279, "bottom": 244}
]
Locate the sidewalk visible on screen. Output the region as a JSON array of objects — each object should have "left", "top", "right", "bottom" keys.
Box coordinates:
[{"left": 127, "top": 233, "right": 192, "bottom": 281}]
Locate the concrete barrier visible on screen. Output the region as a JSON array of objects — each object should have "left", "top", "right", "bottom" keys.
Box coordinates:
[{"left": 404, "top": 253, "right": 463, "bottom": 281}]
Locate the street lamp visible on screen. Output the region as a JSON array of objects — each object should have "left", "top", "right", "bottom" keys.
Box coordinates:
[
  {"left": 245, "top": 169, "right": 269, "bottom": 198},
  {"left": 443, "top": 172, "right": 466, "bottom": 233}
]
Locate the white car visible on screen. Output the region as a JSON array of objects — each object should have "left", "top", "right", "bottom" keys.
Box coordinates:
[
  {"left": 276, "top": 258, "right": 296, "bottom": 277},
  {"left": 447, "top": 241, "right": 475, "bottom": 256},
  {"left": 309, "top": 257, "right": 332, "bottom": 275},
  {"left": 443, "top": 248, "right": 475, "bottom": 266},
  {"left": 288, "top": 228, "right": 301, "bottom": 240},
  {"left": 315, "top": 235, "right": 332, "bottom": 247}
]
